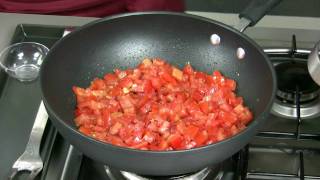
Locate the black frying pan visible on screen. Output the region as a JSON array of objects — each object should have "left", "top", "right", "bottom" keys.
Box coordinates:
[{"left": 40, "top": 0, "right": 279, "bottom": 176}]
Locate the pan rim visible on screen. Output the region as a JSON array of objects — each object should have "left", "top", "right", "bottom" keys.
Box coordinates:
[{"left": 40, "top": 11, "right": 277, "bottom": 154}]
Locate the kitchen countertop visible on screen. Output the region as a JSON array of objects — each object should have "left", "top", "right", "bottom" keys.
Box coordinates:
[{"left": 1, "top": 11, "right": 320, "bottom": 50}]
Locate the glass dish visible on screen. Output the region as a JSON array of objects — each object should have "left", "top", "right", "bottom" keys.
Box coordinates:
[{"left": 0, "top": 42, "right": 49, "bottom": 82}]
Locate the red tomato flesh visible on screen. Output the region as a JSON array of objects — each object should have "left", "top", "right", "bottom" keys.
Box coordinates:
[{"left": 73, "top": 58, "right": 253, "bottom": 151}]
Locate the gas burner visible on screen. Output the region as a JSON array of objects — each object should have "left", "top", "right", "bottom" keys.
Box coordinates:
[
  {"left": 104, "top": 166, "right": 223, "bottom": 180},
  {"left": 267, "top": 54, "right": 320, "bottom": 120},
  {"left": 270, "top": 56, "right": 320, "bottom": 119},
  {"left": 274, "top": 58, "right": 320, "bottom": 103},
  {"left": 271, "top": 97, "right": 320, "bottom": 119},
  {"left": 266, "top": 35, "right": 320, "bottom": 119}
]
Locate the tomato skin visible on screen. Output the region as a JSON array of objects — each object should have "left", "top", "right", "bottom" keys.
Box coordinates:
[
  {"left": 158, "top": 139, "right": 169, "bottom": 150},
  {"left": 143, "top": 131, "right": 157, "bottom": 143},
  {"left": 213, "top": 70, "right": 222, "bottom": 77},
  {"left": 195, "top": 72, "right": 207, "bottom": 81},
  {"left": 167, "top": 134, "right": 184, "bottom": 149},
  {"left": 130, "top": 141, "right": 149, "bottom": 150},
  {"left": 184, "top": 125, "right": 199, "bottom": 139},
  {"left": 183, "top": 64, "right": 194, "bottom": 75},
  {"left": 172, "top": 67, "right": 183, "bottom": 81},
  {"left": 225, "top": 79, "right": 236, "bottom": 91},
  {"left": 192, "top": 90, "right": 203, "bottom": 101},
  {"left": 195, "top": 130, "right": 208, "bottom": 146},
  {"left": 90, "top": 78, "right": 106, "bottom": 90},
  {"left": 142, "top": 80, "right": 153, "bottom": 94},
  {"left": 199, "top": 101, "right": 210, "bottom": 114},
  {"left": 73, "top": 58, "right": 253, "bottom": 151},
  {"left": 151, "top": 77, "right": 162, "bottom": 89},
  {"left": 160, "top": 71, "right": 177, "bottom": 84},
  {"left": 220, "top": 103, "right": 233, "bottom": 112},
  {"left": 110, "top": 86, "right": 122, "bottom": 96},
  {"left": 79, "top": 126, "right": 91, "bottom": 135},
  {"left": 104, "top": 74, "right": 118, "bottom": 85},
  {"left": 119, "top": 77, "right": 133, "bottom": 88}
]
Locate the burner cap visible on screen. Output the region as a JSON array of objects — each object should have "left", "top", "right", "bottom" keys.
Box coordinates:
[{"left": 275, "top": 60, "right": 320, "bottom": 103}]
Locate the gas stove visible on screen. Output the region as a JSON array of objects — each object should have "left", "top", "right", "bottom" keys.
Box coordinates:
[{"left": 1, "top": 24, "right": 320, "bottom": 180}]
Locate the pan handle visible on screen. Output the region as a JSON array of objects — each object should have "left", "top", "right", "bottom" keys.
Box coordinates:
[{"left": 235, "top": 0, "right": 282, "bottom": 32}]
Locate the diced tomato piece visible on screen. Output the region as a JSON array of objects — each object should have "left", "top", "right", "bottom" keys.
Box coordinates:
[
  {"left": 192, "top": 90, "right": 203, "bottom": 101},
  {"left": 172, "top": 67, "right": 183, "bottom": 81},
  {"left": 219, "top": 111, "right": 238, "bottom": 124},
  {"left": 199, "top": 101, "right": 210, "bottom": 114},
  {"left": 118, "top": 95, "right": 134, "bottom": 110},
  {"left": 160, "top": 71, "right": 177, "bottom": 84},
  {"left": 110, "top": 122, "right": 123, "bottom": 135},
  {"left": 152, "top": 58, "right": 165, "bottom": 66},
  {"left": 131, "top": 69, "right": 141, "bottom": 80},
  {"left": 74, "top": 114, "right": 95, "bottom": 127},
  {"left": 213, "top": 70, "right": 222, "bottom": 77},
  {"left": 159, "top": 121, "right": 170, "bottom": 133},
  {"left": 238, "top": 107, "right": 253, "bottom": 124},
  {"left": 96, "top": 117, "right": 105, "bottom": 127},
  {"left": 225, "top": 79, "right": 236, "bottom": 91},
  {"left": 142, "top": 58, "right": 152, "bottom": 66},
  {"left": 151, "top": 77, "right": 162, "bottom": 89},
  {"left": 110, "top": 86, "right": 122, "bottom": 96},
  {"left": 184, "top": 125, "right": 199, "bottom": 139},
  {"left": 183, "top": 63, "right": 194, "bottom": 75},
  {"left": 130, "top": 141, "right": 149, "bottom": 149},
  {"left": 102, "top": 108, "right": 110, "bottom": 122},
  {"left": 79, "top": 126, "right": 91, "bottom": 136},
  {"left": 74, "top": 107, "right": 93, "bottom": 117},
  {"left": 143, "top": 131, "right": 157, "bottom": 143},
  {"left": 131, "top": 83, "right": 144, "bottom": 92},
  {"left": 78, "top": 100, "right": 105, "bottom": 109},
  {"left": 142, "top": 80, "right": 153, "bottom": 94},
  {"left": 167, "top": 134, "right": 183, "bottom": 149},
  {"left": 119, "top": 77, "right": 133, "bottom": 88},
  {"left": 220, "top": 103, "right": 233, "bottom": 112},
  {"left": 195, "top": 72, "right": 207, "bottom": 81},
  {"left": 158, "top": 139, "right": 169, "bottom": 150},
  {"left": 108, "top": 136, "right": 126, "bottom": 147},
  {"left": 73, "top": 86, "right": 87, "bottom": 97},
  {"left": 195, "top": 130, "right": 208, "bottom": 146},
  {"left": 114, "top": 69, "right": 127, "bottom": 79},
  {"left": 234, "top": 104, "right": 245, "bottom": 114},
  {"left": 90, "top": 78, "right": 106, "bottom": 90},
  {"left": 92, "top": 125, "right": 105, "bottom": 132},
  {"left": 103, "top": 74, "right": 118, "bottom": 85},
  {"left": 216, "top": 129, "right": 227, "bottom": 141},
  {"left": 229, "top": 125, "right": 240, "bottom": 136}
]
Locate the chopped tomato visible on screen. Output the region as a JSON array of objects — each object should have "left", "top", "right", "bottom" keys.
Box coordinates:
[
  {"left": 73, "top": 58, "right": 253, "bottom": 151},
  {"left": 151, "top": 77, "right": 162, "bottom": 89},
  {"left": 109, "top": 122, "right": 122, "bottom": 135},
  {"left": 172, "top": 67, "right": 183, "bottom": 81},
  {"left": 159, "top": 71, "right": 177, "bottom": 84},
  {"left": 79, "top": 126, "right": 91, "bottom": 136},
  {"left": 192, "top": 90, "right": 203, "bottom": 101},
  {"left": 183, "top": 63, "right": 194, "bottom": 75},
  {"left": 119, "top": 77, "right": 133, "bottom": 88},
  {"left": 184, "top": 125, "right": 199, "bottom": 139},
  {"left": 199, "top": 101, "right": 210, "bottom": 114},
  {"left": 103, "top": 74, "right": 118, "bottom": 85},
  {"left": 195, "top": 130, "right": 208, "bottom": 146},
  {"left": 142, "top": 58, "right": 152, "bottom": 66},
  {"left": 167, "top": 134, "right": 183, "bottom": 149}
]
